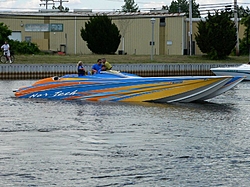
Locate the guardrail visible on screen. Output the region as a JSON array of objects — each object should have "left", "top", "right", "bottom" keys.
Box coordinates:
[{"left": 0, "top": 63, "right": 242, "bottom": 79}]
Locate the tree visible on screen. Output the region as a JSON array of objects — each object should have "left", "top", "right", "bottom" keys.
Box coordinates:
[
  {"left": 166, "top": 0, "right": 200, "bottom": 18},
  {"left": 0, "top": 22, "right": 12, "bottom": 45},
  {"left": 238, "top": 6, "right": 250, "bottom": 18},
  {"left": 239, "top": 7, "right": 250, "bottom": 55},
  {"left": 122, "top": 0, "right": 139, "bottom": 12},
  {"left": 195, "top": 11, "right": 237, "bottom": 59},
  {"left": 223, "top": 5, "right": 249, "bottom": 19},
  {"left": 80, "top": 15, "right": 121, "bottom": 54}
]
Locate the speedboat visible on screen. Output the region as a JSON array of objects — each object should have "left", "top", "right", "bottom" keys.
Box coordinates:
[
  {"left": 197, "top": 76, "right": 245, "bottom": 101},
  {"left": 210, "top": 64, "right": 250, "bottom": 80},
  {"left": 13, "top": 70, "right": 244, "bottom": 103}
]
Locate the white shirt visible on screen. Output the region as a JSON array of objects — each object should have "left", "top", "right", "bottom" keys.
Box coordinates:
[{"left": 1, "top": 44, "right": 10, "bottom": 51}]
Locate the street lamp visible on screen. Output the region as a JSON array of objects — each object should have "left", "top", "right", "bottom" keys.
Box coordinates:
[{"left": 150, "top": 18, "right": 155, "bottom": 60}]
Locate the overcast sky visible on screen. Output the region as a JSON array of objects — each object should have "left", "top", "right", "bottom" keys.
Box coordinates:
[{"left": 0, "top": 0, "right": 248, "bottom": 12}]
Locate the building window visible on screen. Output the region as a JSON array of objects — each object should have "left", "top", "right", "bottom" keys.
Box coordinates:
[
  {"left": 25, "top": 36, "right": 31, "bottom": 43},
  {"left": 160, "top": 17, "right": 166, "bottom": 26}
]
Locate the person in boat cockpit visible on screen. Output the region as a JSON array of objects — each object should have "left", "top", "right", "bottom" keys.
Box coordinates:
[
  {"left": 77, "top": 61, "right": 85, "bottom": 76},
  {"left": 92, "top": 59, "right": 102, "bottom": 74},
  {"left": 101, "top": 58, "right": 112, "bottom": 71}
]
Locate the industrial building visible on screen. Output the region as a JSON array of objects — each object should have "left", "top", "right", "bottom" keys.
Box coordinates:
[{"left": 0, "top": 9, "right": 245, "bottom": 56}]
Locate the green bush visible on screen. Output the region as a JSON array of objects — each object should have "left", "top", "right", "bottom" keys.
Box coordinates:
[{"left": 8, "top": 40, "right": 40, "bottom": 55}]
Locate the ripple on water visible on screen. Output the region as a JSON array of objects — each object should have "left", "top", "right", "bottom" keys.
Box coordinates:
[{"left": 1, "top": 81, "right": 250, "bottom": 186}]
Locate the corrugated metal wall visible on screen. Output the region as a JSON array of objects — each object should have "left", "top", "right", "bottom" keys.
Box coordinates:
[
  {"left": 165, "top": 17, "right": 184, "bottom": 55},
  {"left": 0, "top": 13, "right": 245, "bottom": 56},
  {"left": 114, "top": 18, "right": 159, "bottom": 55},
  {"left": 0, "top": 63, "right": 241, "bottom": 79}
]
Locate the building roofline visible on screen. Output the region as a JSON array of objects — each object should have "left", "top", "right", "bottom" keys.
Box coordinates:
[{"left": 0, "top": 10, "right": 186, "bottom": 18}]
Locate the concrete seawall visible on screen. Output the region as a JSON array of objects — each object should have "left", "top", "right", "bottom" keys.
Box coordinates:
[{"left": 0, "top": 63, "right": 241, "bottom": 80}]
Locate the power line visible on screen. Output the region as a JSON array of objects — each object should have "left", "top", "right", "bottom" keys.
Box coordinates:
[
  {"left": 199, "top": 2, "right": 233, "bottom": 7},
  {"left": 0, "top": 1, "right": 249, "bottom": 13}
]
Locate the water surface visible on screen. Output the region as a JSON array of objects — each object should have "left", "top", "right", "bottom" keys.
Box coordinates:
[{"left": 1, "top": 80, "right": 250, "bottom": 186}]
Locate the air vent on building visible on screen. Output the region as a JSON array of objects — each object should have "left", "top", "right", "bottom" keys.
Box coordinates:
[
  {"left": 39, "top": 9, "right": 60, "bottom": 13},
  {"left": 73, "top": 9, "right": 92, "bottom": 13}
]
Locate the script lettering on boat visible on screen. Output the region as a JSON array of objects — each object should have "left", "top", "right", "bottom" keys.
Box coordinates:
[
  {"left": 29, "top": 93, "right": 48, "bottom": 98},
  {"left": 53, "top": 90, "right": 78, "bottom": 97},
  {"left": 28, "top": 90, "right": 78, "bottom": 98}
]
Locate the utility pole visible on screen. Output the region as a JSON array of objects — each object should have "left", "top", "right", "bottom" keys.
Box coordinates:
[
  {"left": 150, "top": 18, "right": 156, "bottom": 61},
  {"left": 40, "top": 0, "right": 54, "bottom": 9},
  {"left": 189, "top": 0, "right": 193, "bottom": 56},
  {"left": 53, "top": 0, "right": 69, "bottom": 11},
  {"left": 234, "top": 0, "right": 239, "bottom": 56}
]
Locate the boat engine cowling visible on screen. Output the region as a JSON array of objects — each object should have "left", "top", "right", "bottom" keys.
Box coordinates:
[{"left": 53, "top": 76, "right": 60, "bottom": 81}]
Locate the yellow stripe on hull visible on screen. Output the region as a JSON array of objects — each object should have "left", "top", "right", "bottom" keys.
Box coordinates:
[
  {"left": 77, "top": 78, "right": 224, "bottom": 102},
  {"left": 121, "top": 78, "right": 221, "bottom": 102}
]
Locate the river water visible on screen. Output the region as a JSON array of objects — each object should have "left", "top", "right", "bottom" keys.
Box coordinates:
[{"left": 1, "top": 80, "right": 250, "bottom": 187}]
